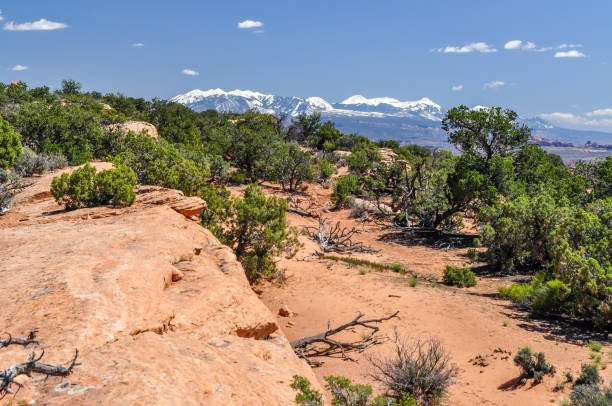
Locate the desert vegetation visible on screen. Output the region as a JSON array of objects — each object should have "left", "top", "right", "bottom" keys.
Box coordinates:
[{"left": 1, "top": 79, "right": 610, "bottom": 404}]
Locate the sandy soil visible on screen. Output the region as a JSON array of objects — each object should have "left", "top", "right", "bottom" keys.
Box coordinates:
[{"left": 251, "top": 180, "right": 611, "bottom": 406}]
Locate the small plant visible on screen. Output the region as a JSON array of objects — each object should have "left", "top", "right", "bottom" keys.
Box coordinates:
[
  {"left": 588, "top": 342, "right": 603, "bottom": 352},
  {"left": 391, "top": 263, "right": 404, "bottom": 273},
  {"left": 359, "top": 268, "right": 367, "bottom": 275},
  {"left": 13, "top": 147, "right": 68, "bottom": 176},
  {"left": 466, "top": 248, "right": 479, "bottom": 262},
  {"left": 472, "top": 238, "right": 482, "bottom": 248},
  {"left": 590, "top": 353, "right": 602, "bottom": 366},
  {"left": 409, "top": 277, "right": 418, "bottom": 287},
  {"left": 369, "top": 332, "right": 458, "bottom": 405},
  {"left": 503, "top": 321, "right": 509, "bottom": 327},
  {"left": 443, "top": 266, "right": 476, "bottom": 288},
  {"left": 323, "top": 255, "right": 404, "bottom": 272},
  {"left": 513, "top": 347, "right": 556, "bottom": 384}
]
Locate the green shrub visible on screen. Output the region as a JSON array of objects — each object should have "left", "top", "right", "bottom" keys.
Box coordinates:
[
  {"left": 391, "top": 263, "right": 404, "bottom": 273},
  {"left": 51, "top": 163, "right": 136, "bottom": 210},
  {"left": 317, "top": 158, "right": 336, "bottom": 181},
  {"left": 409, "top": 277, "right": 418, "bottom": 287},
  {"left": 466, "top": 248, "right": 479, "bottom": 262},
  {"left": 291, "top": 375, "right": 416, "bottom": 406},
  {"left": 588, "top": 342, "right": 603, "bottom": 352},
  {"left": 575, "top": 364, "right": 600, "bottom": 386},
  {"left": 228, "top": 171, "right": 247, "bottom": 185},
  {"left": 498, "top": 273, "right": 570, "bottom": 316},
  {"left": 566, "top": 383, "right": 612, "bottom": 406},
  {"left": 513, "top": 347, "right": 556, "bottom": 383},
  {"left": 443, "top": 266, "right": 476, "bottom": 287},
  {"left": 0, "top": 117, "right": 22, "bottom": 169},
  {"left": 332, "top": 175, "right": 361, "bottom": 208},
  {"left": 212, "top": 184, "right": 300, "bottom": 283},
  {"left": 472, "top": 238, "right": 482, "bottom": 248}
]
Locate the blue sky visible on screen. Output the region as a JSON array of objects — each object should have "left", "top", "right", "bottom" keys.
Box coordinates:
[{"left": 2, "top": 0, "right": 612, "bottom": 132}]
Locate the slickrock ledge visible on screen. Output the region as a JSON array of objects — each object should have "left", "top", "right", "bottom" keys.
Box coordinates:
[{"left": 0, "top": 163, "right": 319, "bottom": 405}]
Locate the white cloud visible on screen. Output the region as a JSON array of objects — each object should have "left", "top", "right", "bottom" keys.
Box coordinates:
[
  {"left": 451, "top": 84, "right": 463, "bottom": 91},
  {"left": 253, "top": 30, "right": 264, "bottom": 34},
  {"left": 435, "top": 42, "right": 496, "bottom": 53},
  {"left": 558, "top": 43, "right": 583, "bottom": 49},
  {"left": 504, "top": 40, "right": 522, "bottom": 50},
  {"left": 504, "top": 40, "right": 538, "bottom": 51},
  {"left": 483, "top": 81, "right": 506, "bottom": 89},
  {"left": 237, "top": 19, "right": 263, "bottom": 29},
  {"left": 472, "top": 105, "right": 490, "bottom": 111},
  {"left": 540, "top": 112, "right": 612, "bottom": 129},
  {"left": 132, "top": 42, "right": 144, "bottom": 47},
  {"left": 0, "top": 9, "right": 4, "bottom": 21},
  {"left": 554, "top": 49, "right": 586, "bottom": 58},
  {"left": 182, "top": 69, "right": 199, "bottom": 76},
  {"left": 11, "top": 65, "right": 28, "bottom": 71},
  {"left": 3, "top": 18, "right": 68, "bottom": 31},
  {"left": 586, "top": 108, "right": 612, "bottom": 117}
]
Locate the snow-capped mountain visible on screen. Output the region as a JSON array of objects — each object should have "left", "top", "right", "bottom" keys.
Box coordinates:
[
  {"left": 170, "top": 88, "right": 612, "bottom": 150},
  {"left": 170, "top": 89, "right": 445, "bottom": 123}
]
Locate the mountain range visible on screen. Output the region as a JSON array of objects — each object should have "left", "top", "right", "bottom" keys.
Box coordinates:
[{"left": 171, "top": 89, "right": 612, "bottom": 150}]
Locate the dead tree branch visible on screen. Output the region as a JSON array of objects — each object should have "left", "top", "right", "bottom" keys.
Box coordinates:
[
  {"left": 0, "top": 330, "right": 38, "bottom": 350},
  {"left": 290, "top": 311, "right": 399, "bottom": 366},
  {"left": 287, "top": 207, "right": 317, "bottom": 218},
  {"left": 0, "top": 349, "right": 79, "bottom": 399},
  {"left": 304, "top": 216, "right": 377, "bottom": 255}
]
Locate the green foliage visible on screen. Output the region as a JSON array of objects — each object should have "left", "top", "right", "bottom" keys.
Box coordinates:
[
  {"left": 513, "top": 347, "right": 556, "bottom": 383},
  {"left": 212, "top": 184, "right": 300, "bottom": 283},
  {"left": 50, "top": 163, "right": 136, "bottom": 210},
  {"left": 291, "top": 375, "right": 324, "bottom": 406},
  {"left": 291, "top": 375, "right": 416, "bottom": 406},
  {"left": 409, "top": 277, "right": 418, "bottom": 287},
  {"left": 443, "top": 266, "right": 476, "bottom": 287},
  {"left": 60, "top": 79, "right": 82, "bottom": 95},
  {"left": 391, "top": 263, "right": 404, "bottom": 273},
  {"left": 310, "top": 120, "right": 342, "bottom": 151},
  {"left": 347, "top": 142, "right": 381, "bottom": 175},
  {"left": 0, "top": 117, "right": 22, "bottom": 169},
  {"left": 566, "top": 383, "right": 612, "bottom": 406},
  {"left": 332, "top": 175, "right": 362, "bottom": 208},
  {"left": 466, "top": 248, "right": 479, "bottom": 262},
  {"left": 316, "top": 158, "right": 336, "bottom": 181},
  {"left": 269, "top": 142, "right": 314, "bottom": 191},
  {"left": 575, "top": 364, "right": 600, "bottom": 386},
  {"left": 588, "top": 342, "right": 603, "bottom": 352}
]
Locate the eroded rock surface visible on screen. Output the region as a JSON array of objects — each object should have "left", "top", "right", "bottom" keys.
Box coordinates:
[{"left": 0, "top": 164, "right": 317, "bottom": 405}]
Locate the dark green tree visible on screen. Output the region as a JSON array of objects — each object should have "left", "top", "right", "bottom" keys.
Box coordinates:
[{"left": 0, "top": 117, "right": 22, "bottom": 169}]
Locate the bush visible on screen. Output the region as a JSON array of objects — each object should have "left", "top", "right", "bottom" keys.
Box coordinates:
[
  {"left": 575, "top": 364, "right": 600, "bottom": 386},
  {"left": 513, "top": 347, "right": 555, "bottom": 383},
  {"left": 0, "top": 117, "right": 22, "bottom": 169},
  {"left": 566, "top": 383, "right": 612, "bottom": 406},
  {"left": 443, "top": 266, "right": 476, "bottom": 287},
  {"left": 50, "top": 163, "right": 136, "bottom": 210},
  {"left": 466, "top": 248, "right": 479, "bottom": 262},
  {"left": 317, "top": 158, "right": 336, "bottom": 182},
  {"left": 212, "top": 184, "right": 300, "bottom": 283},
  {"left": 332, "top": 175, "right": 361, "bottom": 208},
  {"left": 369, "top": 333, "right": 458, "bottom": 405},
  {"left": 498, "top": 273, "right": 570, "bottom": 316},
  {"left": 291, "top": 375, "right": 416, "bottom": 406},
  {"left": 13, "top": 147, "right": 68, "bottom": 176}
]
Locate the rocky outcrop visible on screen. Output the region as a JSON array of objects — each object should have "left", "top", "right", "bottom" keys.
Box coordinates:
[
  {"left": 107, "top": 120, "right": 159, "bottom": 139},
  {"left": 0, "top": 163, "right": 318, "bottom": 405}
]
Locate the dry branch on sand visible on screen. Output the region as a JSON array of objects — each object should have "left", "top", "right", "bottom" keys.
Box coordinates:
[
  {"left": 0, "top": 331, "right": 79, "bottom": 399},
  {"left": 304, "top": 216, "right": 377, "bottom": 255},
  {"left": 290, "top": 311, "right": 399, "bottom": 366}
]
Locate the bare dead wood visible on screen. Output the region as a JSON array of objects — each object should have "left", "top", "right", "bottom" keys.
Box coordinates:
[
  {"left": 304, "top": 216, "right": 377, "bottom": 255},
  {"left": 0, "top": 349, "right": 80, "bottom": 398},
  {"left": 290, "top": 311, "right": 399, "bottom": 366},
  {"left": 287, "top": 206, "right": 317, "bottom": 218},
  {"left": 0, "top": 330, "right": 38, "bottom": 350}
]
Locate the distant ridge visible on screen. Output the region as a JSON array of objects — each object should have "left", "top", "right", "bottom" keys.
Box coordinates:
[{"left": 171, "top": 89, "right": 612, "bottom": 149}]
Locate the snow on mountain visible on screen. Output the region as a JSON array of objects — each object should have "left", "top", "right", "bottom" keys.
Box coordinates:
[{"left": 170, "top": 88, "right": 445, "bottom": 122}]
